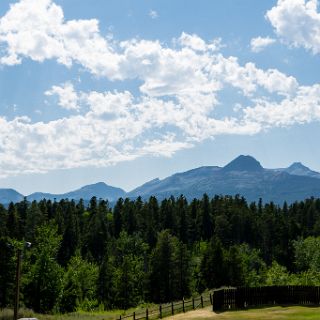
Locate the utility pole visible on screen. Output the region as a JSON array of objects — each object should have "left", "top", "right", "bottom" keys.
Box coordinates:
[
  {"left": 11, "top": 241, "right": 31, "bottom": 320},
  {"left": 14, "top": 248, "right": 22, "bottom": 320}
]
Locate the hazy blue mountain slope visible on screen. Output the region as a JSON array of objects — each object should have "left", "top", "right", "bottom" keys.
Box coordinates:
[
  {"left": 27, "top": 182, "right": 126, "bottom": 202},
  {"left": 128, "top": 166, "right": 221, "bottom": 198},
  {"left": 222, "top": 155, "right": 263, "bottom": 172},
  {"left": 2, "top": 155, "right": 320, "bottom": 204},
  {"left": 127, "top": 155, "right": 320, "bottom": 204},
  {"left": 281, "top": 162, "right": 320, "bottom": 179},
  {"left": 63, "top": 182, "right": 125, "bottom": 200},
  {"left": 27, "top": 192, "right": 60, "bottom": 202},
  {"left": 0, "top": 189, "right": 24, "bottom": 204}
]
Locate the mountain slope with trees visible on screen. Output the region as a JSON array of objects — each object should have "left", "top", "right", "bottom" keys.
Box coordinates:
[{"left": 2, "top": 194, "right": 320, "bottom": 313}]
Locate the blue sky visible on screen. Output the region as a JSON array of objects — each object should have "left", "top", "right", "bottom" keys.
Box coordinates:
[{"left": 0, "top": 0, "right": 320, "bottom": 195}]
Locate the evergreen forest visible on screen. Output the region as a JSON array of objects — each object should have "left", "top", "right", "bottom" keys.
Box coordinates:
[{"left": 2, "top": 194, "right": 320, "bottom": 313}]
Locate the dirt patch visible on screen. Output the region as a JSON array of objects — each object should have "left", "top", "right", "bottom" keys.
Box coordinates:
[{"left": 165, "top": 307, "right": 218, "bottom": 319}]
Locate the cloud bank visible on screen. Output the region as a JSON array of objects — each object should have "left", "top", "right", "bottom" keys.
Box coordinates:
[{"left": 0, "top": 0, "right": 319, "bottom": 178}]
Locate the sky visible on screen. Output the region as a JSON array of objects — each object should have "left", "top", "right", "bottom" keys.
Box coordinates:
[{"left": 0, "top": 0, "right": 320, "bottom": 195}]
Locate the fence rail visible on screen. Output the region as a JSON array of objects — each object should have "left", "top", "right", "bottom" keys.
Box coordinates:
[
  {"left": 212, "top": 286, "right": 320, "bottom": 311},
  {"left": 118, "top": 293, "right": 212, "bottom": 319}
]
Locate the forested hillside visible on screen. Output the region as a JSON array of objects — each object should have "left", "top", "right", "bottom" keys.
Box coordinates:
[{"left": 1, "top": 195, "right": 320, "bottom": 313}]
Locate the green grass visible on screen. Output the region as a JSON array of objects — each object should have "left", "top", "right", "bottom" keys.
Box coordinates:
[
  {"left": 0, "top": 308, "right": 120, "bottom": 320},
  {"left": 3, "top": 305, "right": 320, "bottom": 320},
  {"left": 166, "top": 305, "right": 320, "bottom": 319},
  {"left": 219, "top": 306, "right": 320, "bottom": 319},
  {"left": 0, "top": 303, "right": 161, "bottom": 320}
]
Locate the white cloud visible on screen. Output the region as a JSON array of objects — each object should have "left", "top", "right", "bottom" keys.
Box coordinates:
[
  {"left": 149, "top": 10, "right": 159, "bottom": 19},
  {"left": 178, "top": 33, "right": 223, "bottom": 52},
  {"left": 0, "top": 92, "right": 196, "bottom": 177},
  {"left": 0, "top": 54, "right": 21, "bottom": 65},
  {"left": 141, "top": 134, "right": 192, "bottom": 157},
  {"left": 2, "top": 78, "right": 317, "bottom": 178},
  {"left": 0, "top": 0, "right": 298, "bottom": 99},
  {"left": 266, "top": 0, "right": 320, "bottom": 54},
  {"left": 45, "top": 82, "right": 79, "bottom": 110},
  {"left": 208, "top": 55, "right": 298, "bottom": 97},
  {"left": 85, "top": 90, "right": 133, "bottom": 116},
  {"left": 243, "top": 84, "right": 320, "bottom": 127},
  {"left": 0, "top": 0, "right": 319, "bottom": 178},
  {"left": 179, "top": 32, "right": 208, "bottom": 51},
  {"left": 250, "top": 36, "right": 276, "bottom": 52},
  {"left": 0, "top": 0, "right": 121, "bottom": 78},
  {"left": 0, "top": 0, "right": 66, "bottom": 63}
]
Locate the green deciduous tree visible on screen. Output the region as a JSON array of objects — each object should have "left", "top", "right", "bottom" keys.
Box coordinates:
[
  {"left": 23, "top": 224, "right": 63, "bottom": 313},
  {"left": 293, "top": 236, "right": 320, "bottom": 272},
  {"left": 59, "top": 252, "right": 98, "bottom": 312}
]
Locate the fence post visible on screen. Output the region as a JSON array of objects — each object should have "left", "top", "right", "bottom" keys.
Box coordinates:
[
  {"left": 201, "top": 295, "right": 204, "bottom": 308},
  {"left": 210, "top": 293, "right": 212, "bottom": 305},
  {"left": 192, "top": 297, "right": 195, "bottom": 309},
  {"left": 159, "top": 304, "right": 162, "bottom": 319},
  {"left": 146, "top": 308, "right": 148, "bottom": 320},
  {"left": 183, "top": 298, "right": 185, "bottom": 312},
  {"left": 171, "top": 301, "right": 174, "bottom": 315},
  {"left": 119, "top": 316, "right": 121, "bottom": 320},
  {"left": 133, "top": 311, "right": 135, "bottom": 320}
]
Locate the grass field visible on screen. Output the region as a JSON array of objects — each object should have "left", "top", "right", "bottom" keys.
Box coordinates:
[
  {"left": 167, "top": 306, "right": 320, "bottom": 319},
  {"left": 2, "top": 305, "right": 320, "bottom": 320},
  {"left": 0, "top": 308, "right": 120, "bottom": 320}
]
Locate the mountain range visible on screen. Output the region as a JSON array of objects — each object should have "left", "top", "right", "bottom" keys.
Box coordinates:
[{"left": 1, "top": 155, "right": 320, "bottom": 205}]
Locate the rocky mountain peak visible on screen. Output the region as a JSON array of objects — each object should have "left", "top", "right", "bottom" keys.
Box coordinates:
[{"left": 222, "top": 155, "right": 263, "bottom": 172}]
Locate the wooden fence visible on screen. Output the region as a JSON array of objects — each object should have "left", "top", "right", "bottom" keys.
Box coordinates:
[
  {"left": 118, "top": 293, "right": 212, "bottom": 319},
  {"left": 212, "top": 286, "right": 320, "bottom": 311}
]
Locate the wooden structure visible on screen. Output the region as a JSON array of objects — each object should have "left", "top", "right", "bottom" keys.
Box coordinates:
[
  {"left": 212, "top": 286, "right": 320, "bottom": 311},
  {"left": 118, "top": 293, "right": 212, "bottom": 319}
]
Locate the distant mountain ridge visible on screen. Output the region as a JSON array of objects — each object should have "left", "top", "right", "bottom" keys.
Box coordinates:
[
  {"left": 222, "top": 155, "right": 263, "bottom": 172},
  {"left": 280, "top": 162, "right": 320, "bottom": 179},
  {"left": 127, "top": 155, "right": 320, "bottom": 204},
  {"left": 1, "top": 155, "right": 320, "bottom": 204},
  {"left": 0, "top": 188, "right": 24, "bottom": 204},
  {"left": 27, "top": 182, "right": 126, "bottom": 202}
]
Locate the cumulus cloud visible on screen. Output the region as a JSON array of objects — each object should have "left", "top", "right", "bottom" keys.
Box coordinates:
[
  {"left": 266, "top": 0, "right": 320, "bottom": 54},
  {"left": 250, "top": 36, "right": 276, "bottom": 52},
  {"left": 179, "top": 32, "right": 208, "bottom": 51},
  {"left": 0, "top": 92, "right": 204, "bottom": 177},
  {"left": 178, "top": 33, "right": 223, "bottom": 52},
  {"left": 2, "top": 78, "right": 319, "bottom": 178},
  {"left": 0, "top": 0, "right": 298, "bottom": 98},
  {"left": 0, "top": 0, "right": 319, "bottom": 178},
  {"left": 208, "top": 55, "right": 298, "bottom": 97},
  {"left": 45, "top": 82, "right": 79, "bottom": 110},
  {"left": 0, "top": 0, "right": 121, "bottom": 77},
  {"left": 243, "top": 84, "right": 320, "bottom": 127}
]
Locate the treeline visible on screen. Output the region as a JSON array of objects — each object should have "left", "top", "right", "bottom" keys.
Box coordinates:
[{"left": 1, "top": 195, "right": 320, "bottom": 313}]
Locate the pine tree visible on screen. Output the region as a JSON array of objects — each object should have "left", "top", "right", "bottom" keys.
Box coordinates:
[
  {"left": 7, "top": 203, "right": 20, "bottom": 239},
  {"left": 176, "top": 195, "right": 189, "bottom": 244},
  {"left": 97, "top": 250, "right": 116, "bottom": 309},
  {"left": 58, "top": 202, "right": 80, "bottom": 266},
  {"left": 149, "top": 230, "right": 177, "bottom": 302},
  {"left": 113, "top": 198, "right": 123, "bottom": 238},
  {"left": 200, "top": 237, "right": 226, "bottom": 290},
  {"left": 198, "top": 194, "right": 213, "bottom": 240},
  {"left": 83, "top": 197, "right": 109, "bottom": 263},
  {"left": 0, "top": 238, "right": 15, "bottom": 307}
]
